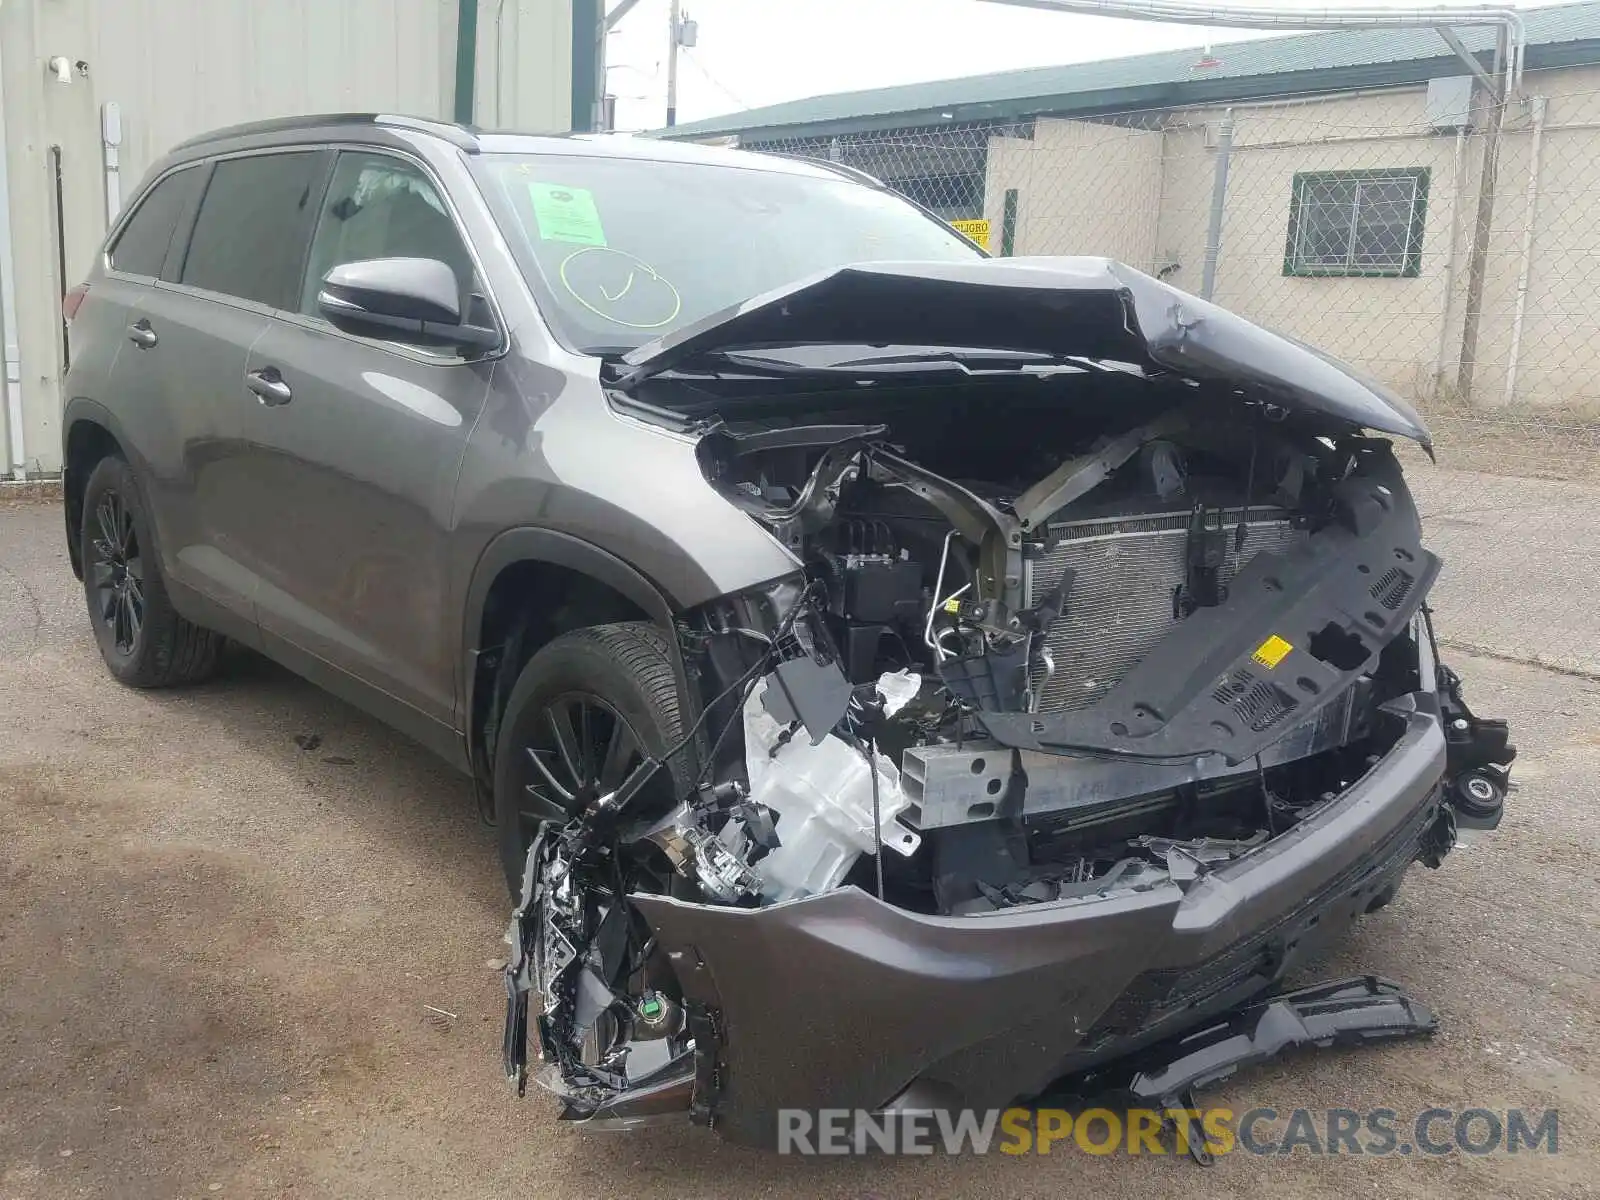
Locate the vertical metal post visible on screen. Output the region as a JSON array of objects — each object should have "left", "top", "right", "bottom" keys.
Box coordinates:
[
  {"left": 453, "top": 0, "right": 480, "bottom": 125},
  {"left": 1432, "top": 127, "right": 1468, "bottom": 393},
  {"left": 49, "top": 145, "right": 68, "bottom": 373},
  {"left": 1000, "top": 188, "right": 1018, "bottom": 257},
  {"left": 589, "top": 0, "right": 606, "bottom": 132},
  {"left": 666, "top": 0, "right": 681, "bottom": 127},
  {"left": 1199, "top": 109, "right": 1234, "bottom": 301},
  {"left": 1457, "top": 27, "right": 1508, "bottom": 402}
]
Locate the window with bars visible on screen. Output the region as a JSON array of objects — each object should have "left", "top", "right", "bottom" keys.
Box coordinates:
[{"left": 1284, "top": 168, "right": 1429, "bottom": 278}]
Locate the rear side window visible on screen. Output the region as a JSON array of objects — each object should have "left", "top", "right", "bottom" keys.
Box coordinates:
[
  {"left": 180, "top": 152, "right": 323, "bottom": 307},
  {"left": 109, "top": 166, "right": 203, "bottom": 277}
]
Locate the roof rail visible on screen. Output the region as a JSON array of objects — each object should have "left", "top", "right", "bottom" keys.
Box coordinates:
[
  {"left": 172, "top": 113, "right": 480, "bottom": 153},
  {"left": 786, "top": 155, "right": 886, "bottom": 189}
]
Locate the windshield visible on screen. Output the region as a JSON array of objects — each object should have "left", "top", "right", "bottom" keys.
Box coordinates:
[{"left": 471, "top": 151, "right": 983, "bottom": 353}]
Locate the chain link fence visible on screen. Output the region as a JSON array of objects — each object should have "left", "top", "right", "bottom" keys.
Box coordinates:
[
  {"left": 742, "top": 66, "right": 1600, "bottom": 673},
  {"left": 744, "top": 67, "right": 1600, "bottom": 474}
]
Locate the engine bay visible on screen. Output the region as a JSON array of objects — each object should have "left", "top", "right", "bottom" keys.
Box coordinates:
[{"left": 677, "top": 391, "right": 1436, "bottom": 911}]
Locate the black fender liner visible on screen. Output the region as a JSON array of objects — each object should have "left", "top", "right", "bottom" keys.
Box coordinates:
[{"left": 459, "top": 527, "right": 689, "bottom": 746}]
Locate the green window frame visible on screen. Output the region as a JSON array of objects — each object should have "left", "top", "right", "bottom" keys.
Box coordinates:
[{"left": 1284, "top": 168, "right": 1429, "bottom": 278}]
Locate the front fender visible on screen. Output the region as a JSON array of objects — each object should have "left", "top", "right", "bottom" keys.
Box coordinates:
[{"left": 457, "top": 526, "right": 689, "bottom": 736}]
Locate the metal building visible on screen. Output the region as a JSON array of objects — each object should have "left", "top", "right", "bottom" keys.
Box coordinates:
[{"left": 0, "top": 0, "right": 597, "bottom": 477}]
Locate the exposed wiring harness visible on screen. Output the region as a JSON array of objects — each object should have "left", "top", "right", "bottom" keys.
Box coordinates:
[{"left": 565, "top": 585, "right": 818, "bottom": 854}]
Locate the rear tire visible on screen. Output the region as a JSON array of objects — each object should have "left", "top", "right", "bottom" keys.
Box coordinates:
[
  {"left": 492, "top": 622, "right": 693, "bottom": 895},
  {"left": 80, "top": 455, "right": 220, "bottom": 687}
]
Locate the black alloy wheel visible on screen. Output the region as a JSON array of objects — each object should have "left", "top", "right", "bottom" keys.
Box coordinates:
[
  {"left": 492, "top": 623, "right": 694, "bottom": 895},
  {"left": 88, "top": 487, "right": 145, "bottom": 656},
  {"left": 518, "top": 691, "right": 651, "bottom": 835},
  {"left": 78, "top": 454, "right": 221, "bottom": 687}
]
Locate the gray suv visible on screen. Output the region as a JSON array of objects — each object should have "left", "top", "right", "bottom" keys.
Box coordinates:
[{"left": 63, "top": 115, "right": 1514, "bottom": 1147}]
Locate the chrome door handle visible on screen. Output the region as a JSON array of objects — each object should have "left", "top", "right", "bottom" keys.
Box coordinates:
[
  {"left": 126, "top": 320, "right": 157, "bottom": 349},
  {"left": 244, "top": 368, "right": 292, "bottom": 407}
]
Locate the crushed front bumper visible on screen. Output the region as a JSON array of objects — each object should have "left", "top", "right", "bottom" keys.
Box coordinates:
[
  {"left": 507, "top": 629, "right": 1510, "bottom": 1147},
  {"left": 635, "top": 697, "right": 1448, "bottom": 1145}
]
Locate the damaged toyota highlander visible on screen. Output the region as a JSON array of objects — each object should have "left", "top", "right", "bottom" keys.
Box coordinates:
[{"left": 61, "top": 119, "right": 1512, "bottom": 1150}]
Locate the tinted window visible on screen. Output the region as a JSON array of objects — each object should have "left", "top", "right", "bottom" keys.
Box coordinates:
[
  {"left": 300, "top": 152, "right": 476, "bottom": 316},
  {"left": 471, "top": 153, "right": 979, "bottom": 352},
  {"left": 180, "top": 152, "right": 323, "bottom": 307},
  {"left": 109, "top": 166, "right": 203, "bottom": 277}
]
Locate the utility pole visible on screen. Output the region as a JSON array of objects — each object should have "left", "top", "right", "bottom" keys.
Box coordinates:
[
  {"left": 665, "top": 3, "right": 696, "bottom": 127},
  {"left": 666, "top": 0, "right": 682, "bottom": 127}
]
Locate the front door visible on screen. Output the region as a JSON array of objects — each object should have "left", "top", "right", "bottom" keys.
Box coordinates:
[{"left": 239, "top": 149, "right": 494, "bottom": 733}]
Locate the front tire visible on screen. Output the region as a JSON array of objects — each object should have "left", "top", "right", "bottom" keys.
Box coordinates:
[
  {"left": 80, "top": 455, "right": 220, "bottom": 687},
  {"left": 492, "top": 622, "right": 693, "bottom": 895}
]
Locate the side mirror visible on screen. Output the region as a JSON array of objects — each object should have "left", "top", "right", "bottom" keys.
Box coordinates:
[{"left": 316, "top": 257, "right": 498, "bottom": 352}]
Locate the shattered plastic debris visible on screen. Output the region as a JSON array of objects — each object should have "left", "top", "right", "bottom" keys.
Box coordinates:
[{"left": 875, "top": 668, "right": 922, "bottom": 718}]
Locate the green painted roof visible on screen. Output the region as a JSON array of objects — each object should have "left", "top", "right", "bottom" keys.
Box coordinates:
[{"left": 658, "top": 1, "right": 1600, "bottom": 142}]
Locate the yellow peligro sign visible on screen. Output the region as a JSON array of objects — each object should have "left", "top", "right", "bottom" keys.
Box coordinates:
[{"left": 950, "top": 218, "right": 990, "bottom": 249}]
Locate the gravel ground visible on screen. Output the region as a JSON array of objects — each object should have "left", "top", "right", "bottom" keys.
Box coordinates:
[{"left": 2, "top": 479, "right": 1597, "bottom": 1200}]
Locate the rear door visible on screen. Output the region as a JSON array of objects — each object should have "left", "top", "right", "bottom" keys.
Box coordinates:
[
  {"left": 238, "top": 148, "right": 496, "bottom": 735},
  {"left": 83, "top": 162, "right": 207, "bottom": 586},
  {"left": 114, "top": 149, "right": 329, "bottom": 625}
]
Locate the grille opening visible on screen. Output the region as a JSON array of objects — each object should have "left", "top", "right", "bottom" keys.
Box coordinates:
[{"left": 1308, "top": 623, "right": 1369, "bottom": 671}]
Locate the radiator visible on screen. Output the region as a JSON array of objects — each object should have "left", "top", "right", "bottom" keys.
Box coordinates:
[{"left": 1026, "top": 507, "right": 1306, "bottom": 714}]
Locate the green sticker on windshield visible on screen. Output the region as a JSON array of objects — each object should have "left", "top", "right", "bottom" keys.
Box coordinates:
[{"left": 527, "top": 182, "right": 607, "bottom": 247}]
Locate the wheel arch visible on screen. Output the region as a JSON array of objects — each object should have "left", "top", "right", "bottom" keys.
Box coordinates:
[
  {"left": 461, "top": 528, "right": 692, "bottom": 791},
  {"left": 62, "top": 401, "right": 135, "bottom": 581}
]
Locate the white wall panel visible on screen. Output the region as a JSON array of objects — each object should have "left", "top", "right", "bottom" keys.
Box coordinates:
[{"left": 1, "top": 0, "right": 577, "bottom": 474}]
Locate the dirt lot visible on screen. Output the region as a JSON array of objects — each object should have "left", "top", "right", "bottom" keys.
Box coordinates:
[{"left": 2, "top": 466, "right": 1597, "bottom": 1199}]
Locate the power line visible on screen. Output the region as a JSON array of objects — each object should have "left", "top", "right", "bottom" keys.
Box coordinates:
[{"left": 681, "top": 47, "right": 750, "bottom": 111}]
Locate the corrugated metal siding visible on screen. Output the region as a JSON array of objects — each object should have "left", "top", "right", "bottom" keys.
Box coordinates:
[
  {"left": 47, "top": 0, "right": 460, "bottom": 292},
  {"left": 0, "top": 0, "right": 576, "bottom": 475},
  {"left": 477, "top": 0, "right": 577, "bottom": 132},
  {"left": 86, "top": 0, "right": 454, "bottom": 186}
]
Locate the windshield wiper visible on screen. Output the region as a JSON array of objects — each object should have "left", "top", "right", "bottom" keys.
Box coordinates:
[
  {"left": 713, "top": 345, "right": 1080, "bottom": 376},
  {"left": 611, "top": 344, "right": 1100, "bottom": 390},
  {"left": 823, "top": 348, "right": 1061, "bottom": 369}
]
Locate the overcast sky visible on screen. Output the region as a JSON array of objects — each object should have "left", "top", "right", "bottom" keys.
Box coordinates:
[{"left": 603, "top": 0, "right": 1312, "bottom": 131}]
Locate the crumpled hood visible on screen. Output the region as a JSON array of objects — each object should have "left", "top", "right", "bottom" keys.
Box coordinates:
[{"left": 618, "top": 256, "right": 1430, "bottom": 447}]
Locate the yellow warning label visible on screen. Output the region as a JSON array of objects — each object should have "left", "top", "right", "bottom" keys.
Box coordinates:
[
  {"left": 943, "top": 597, "right": 963, "bottom": 614},
  {"left": 950, "top": 218, "right": 991, "bottom": 249},
  {"left": 1251, "top": 634, "right": 1294, "bottom": 669}
]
